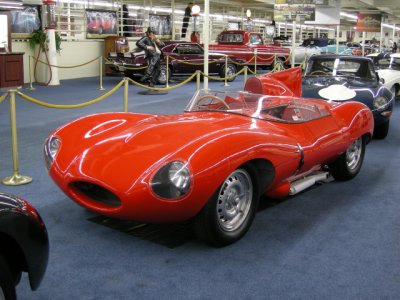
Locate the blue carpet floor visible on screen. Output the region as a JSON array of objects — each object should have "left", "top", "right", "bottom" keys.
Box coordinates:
[{"left": 0, "top": 75, "right": 399, "bottom": 299}]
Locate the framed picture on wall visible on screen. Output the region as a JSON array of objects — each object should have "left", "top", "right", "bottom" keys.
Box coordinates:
[
  {"left": 86, "top": 9, "right": 118, "bottom": 39},
  {"left": 11, "top": 5, "right": 41, "bottom": 38},
  {"left": 149, "top": 14, "right": 172, "bottom": 39}
]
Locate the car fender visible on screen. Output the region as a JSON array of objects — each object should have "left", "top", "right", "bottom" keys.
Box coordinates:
[{"left": 0, "top": 193, "right": 49, "bottom": 291}]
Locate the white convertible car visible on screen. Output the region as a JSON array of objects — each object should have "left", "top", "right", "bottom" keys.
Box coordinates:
[{"left": 368, "top": 53, "right": 400, "bottom": 99}]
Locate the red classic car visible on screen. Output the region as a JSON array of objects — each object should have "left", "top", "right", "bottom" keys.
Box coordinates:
[
  {"left": 108, "top": 41, "right": 246, "bottom": 84},
  {"left": 44, "top": 68, "right": 373, "bottom": 246},
  {"left": 208, "top": 30, "right": 291, "bottom": 68}
]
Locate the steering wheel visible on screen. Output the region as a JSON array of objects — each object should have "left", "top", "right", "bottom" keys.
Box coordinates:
[
  {"left": 310, "top": 70, "right": 328, "bottom": 75},
  {"left": 196, "top": 95, "right": 230, "bottom": 109}
]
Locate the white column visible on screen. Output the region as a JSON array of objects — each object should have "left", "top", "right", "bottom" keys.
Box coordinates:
[
  {"left": 336, "top": 25, "right": 339, "bottom": 54},
  {"left": 171, "top": 0, "right": 175, "bottom": 40},
  {"left": 379, "top": 16, "right": 383, "bottom": 52},
  {"left": 203, "top": 0, "right": 209, "bottom": 90},
  {"left": 291, "top": 21, "right": 296, "bottom": 68},
  {"left": 46, "top": 28, "right": 60, "bottom": 85}
]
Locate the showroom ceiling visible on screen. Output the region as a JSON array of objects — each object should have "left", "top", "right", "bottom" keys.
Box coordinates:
[{"left": 133, "top": 0, "right": 400, "bottom": 26}]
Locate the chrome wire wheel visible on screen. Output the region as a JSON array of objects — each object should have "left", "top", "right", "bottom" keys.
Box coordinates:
[
  {"left": 346, "top": 137, "right": 362, "bottom": 171},
  {"left": 216, "top": 169, "right": 253, "bottom": 232},
  {"left": 158, "top": 67, "right": 167, "bottom": 84},
  {"left": 226, "top": 65, "right": 235, "bottom": 77}
]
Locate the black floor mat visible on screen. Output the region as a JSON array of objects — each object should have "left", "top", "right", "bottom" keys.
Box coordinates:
[{"left": 88, "top": 215, "right": 194, "bottom": 249}]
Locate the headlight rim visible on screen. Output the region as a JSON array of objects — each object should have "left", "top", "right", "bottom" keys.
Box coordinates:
[
  {"left": 150, "top": 160, "right": 192, "bottom": 200},
  {"left": 44, "top": 135, "right": 61, "bottom": 170}
]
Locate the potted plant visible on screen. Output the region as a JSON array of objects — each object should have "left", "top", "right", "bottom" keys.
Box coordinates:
[{"left": 29, "top": 28, "right": 62, "bottom": 53}]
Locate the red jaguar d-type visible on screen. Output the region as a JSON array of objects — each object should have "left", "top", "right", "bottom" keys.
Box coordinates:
[{"left": 44, "top": 68, "right": 373, "bottom": 246}]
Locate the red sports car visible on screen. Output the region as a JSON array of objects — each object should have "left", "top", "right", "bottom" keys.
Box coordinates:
[{"left": 44, "top": 68, "right": 373, "bottom": 246}]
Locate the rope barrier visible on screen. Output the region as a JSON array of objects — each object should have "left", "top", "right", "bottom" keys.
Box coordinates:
[
  {"left": 126, "top": 71, "right": 198, "bottom": 91},
  {"left": 30, "top": 55, "right": 100, "bottom": 69},
  {"left": 200, "top": 67, "right": 247, "bottom": 81},
  {"left": 0, "top": 93, "right": 7, "bottom": 104},
  {"left": 17, "top": 79, "right": 125, "bottom": 109}
]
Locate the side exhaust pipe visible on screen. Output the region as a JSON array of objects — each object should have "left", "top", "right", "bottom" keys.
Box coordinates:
[{"left": 289, "top": 172, "right": 330, "bottom": 195}]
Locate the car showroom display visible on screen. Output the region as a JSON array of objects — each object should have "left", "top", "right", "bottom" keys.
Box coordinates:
[
  {"left": 108, "top": 41, "right": 246, "bottom": 84},
  {"left": 44, "top": 67, "right": 374, "bottom": 247},
  {"left": 302, "top": 54, "right": 394, "bottom": 139},
  {"left": 208, "top": 30, "right": 291, "bottom": 69},
  {"left": 368, "top": 52, "right": 400, "bottom": 99},
  {"left": 0, "top": 192, "right": 49, "bottom": 299}
]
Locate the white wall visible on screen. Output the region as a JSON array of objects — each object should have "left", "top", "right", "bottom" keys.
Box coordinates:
[{"left": 12, "top": 40, "right": 104, "bottom": 83}]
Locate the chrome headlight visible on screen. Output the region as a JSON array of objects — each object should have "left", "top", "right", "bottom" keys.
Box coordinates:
[
  {"left": 151, "top": 161, "right": 191, "bottom": 199},
  {"left": 44, "top": 136, "right": 60, "bottom": 171},
  {"left": 373, "top": 96, "right": 388, "bottom": 110}
]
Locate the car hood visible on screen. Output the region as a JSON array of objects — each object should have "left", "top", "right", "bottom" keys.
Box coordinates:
[
  {"left": 302, "top": 76, "right": 377, "bottom": 104},
  {"left": 51, "top": 112, "right": 251, "bottom": 186},
  {"left": 376, "top": 68, "right": 399, "bottom": 79}
]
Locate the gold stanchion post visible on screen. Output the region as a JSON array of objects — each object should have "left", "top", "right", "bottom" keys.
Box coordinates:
[
  {"left": 27, "top": 56, "right": 35, "bottom": 90},
  {"left": 166, "top": 56, "right": 170, "bottom": 88},
  {"left": 224, "top": 55, "right": 229, "bottom": 87},
  {"left": 254, "top": 49, "right": 257, "bottom": 76},
  {"left": 243, "top": 66, "right": 248, "bottom": 88},
  {"left": 2, "top": 89, "right": 32, "bottom": 186},
  {"left": 98, "top": 56, "right": 105, "bottom": 91},
  {"left": 196, "top": 71, "right": 201, "bottom": 91},
  {"left": 124, "top": 78, "right": 129, "bottom": 112}
]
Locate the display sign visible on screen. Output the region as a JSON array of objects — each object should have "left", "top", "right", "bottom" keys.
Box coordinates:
[
  {"left": 274, "top": 2, "right": 315, "bottom": 22},
  {"left": 11, "top": 5, "right": 41, "bottom": 37},
  {"left": 149, "top": 14, "right": 172, "bottom": 39},
  {"left": 356, "top": 13, "right": 381, "bottom": 32},
  {"left": 86, "top": 9, "right": 118, "bottom": 39}
]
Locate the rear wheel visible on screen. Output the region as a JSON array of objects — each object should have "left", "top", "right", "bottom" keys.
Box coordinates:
[
  {"left": 374, "top": 120, "right": 390, "bottom": 139},
  {"left": 331, "top": 136, "right": 365, "bottom": 181},
  {"left": 194, "top": 164, "right": 259, "bottom": 247},
  {"left": 220, "top": 63, "right": 237, "bottom": 82},
  {"left": 0, "top": 254, "right": 16, "bottom": 300}
]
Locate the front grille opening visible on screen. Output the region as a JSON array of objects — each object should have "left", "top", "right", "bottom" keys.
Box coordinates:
[{"left": 72, "top": 181, "right": 121, "bottom": 207}]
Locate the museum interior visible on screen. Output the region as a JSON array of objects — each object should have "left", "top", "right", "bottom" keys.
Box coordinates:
[{"left": 0, "top": 0, "right": 399, "bottom": 299}]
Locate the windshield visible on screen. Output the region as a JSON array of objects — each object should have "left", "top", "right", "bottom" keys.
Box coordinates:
[
  {"left": 305, "top": 57, "right": 377, "bottom": 80},
  {"left": 375, "top": 55, "right": 400, "bottom": 71},
  {"left": 185, "top": 90, "right": 331, "bottom": 123}
]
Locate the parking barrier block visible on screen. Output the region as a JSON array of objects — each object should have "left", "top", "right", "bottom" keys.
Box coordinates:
[{"left": 2, "top": 89, "right": 32, "bottom": 186}]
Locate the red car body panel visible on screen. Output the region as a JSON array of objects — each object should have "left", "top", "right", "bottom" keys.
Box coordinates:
[
  {"left": 208, "top": 30, "right": 290, "bottom": 66},
  {"left": 47, "top": 68, "right": 373, "bottom": 223}
]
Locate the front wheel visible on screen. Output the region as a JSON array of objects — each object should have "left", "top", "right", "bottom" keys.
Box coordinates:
[
  {"left": 331, "top": 136, "right": 365, "bottom": 181},
  {"left": 194, "top": 164, "right": 259, "bottom": 247},
  {"left": 0, "top": 254, "right": 16, "bottom": 300},
  {"left": 220, "top": 64, "right": 237, "bottom": 82},
  {"left": 157, "top": 65, "right": 171, "bottom": 84}
]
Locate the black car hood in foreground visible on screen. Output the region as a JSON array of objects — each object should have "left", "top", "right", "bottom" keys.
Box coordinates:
[
  {"left": 302, "top": 76, "right": 385, "bottom": 109},
  {"left": 0, "top": 192, "right": 49, "bottom": 290}
]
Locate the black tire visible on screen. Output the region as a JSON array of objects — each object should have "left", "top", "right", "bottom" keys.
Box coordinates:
[
  {"left": 124, "top": 70, "right": 135, "bottom": 80},
  {"left": 331, "top": 136, "right": 366, "bottom": 181},
  {"left": 374, "top": 120, "right": 390, "bottom": 139},
  {"left": 219, "top": 63, "right": 237, "bottom": 82},
  {"left": 0, "top": 254, "right": 17, "bottom": 300},
  {"left": 157, "top": 65, "right": 171, "bottom": 84},
  {"left": 194, "top": 164, "right": 260, "bottom": 247}
]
